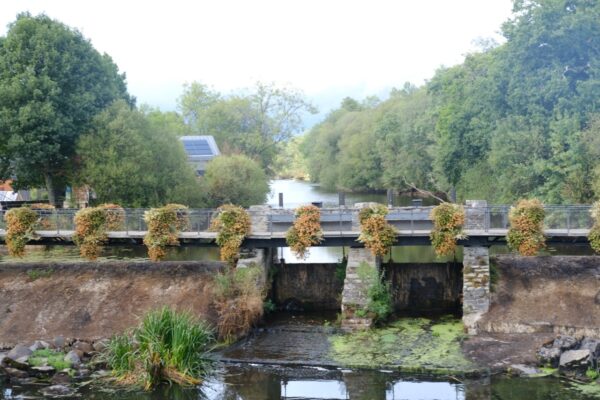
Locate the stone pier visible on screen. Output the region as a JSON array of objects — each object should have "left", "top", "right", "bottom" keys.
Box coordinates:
[
  {"left": 341, "top": 247, "right": 379, "bottom": 331},
  {"left": 462, "top": 246, "right": 490, "bottom": 335}
]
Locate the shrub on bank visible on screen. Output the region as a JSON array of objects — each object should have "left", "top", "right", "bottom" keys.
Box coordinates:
[
  {"left": 429, "top": 203, "right": 465, "bottom": 256},
  {"left": 286, "top": 205, "right": 323, "bottom": 259},
  {"left": 4, "top": 207, "right": 39, "bottom": 257},
  {"left": 211, "top": 265, "right": 264, "bottom": 341},
  {"left": 507, "top": 199, "right": 546, "bottom": 256},
  {"left": 357, "top": 204, "right": 396, "bottom": 257},
  {"left": 210, "top": 204, "right": 251, "bottom": 265},
  {"left": 105, "top": 307, "right": 213, "bottom": 390}
]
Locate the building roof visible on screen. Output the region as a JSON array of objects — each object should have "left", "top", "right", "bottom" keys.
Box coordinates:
[{"left": 180, "top": 136, "right": 220, "bottom": 161}]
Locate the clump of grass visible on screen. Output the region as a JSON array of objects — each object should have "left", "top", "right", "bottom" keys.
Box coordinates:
[
  {"left": 212, "top": 265, "right": 265, "bottom": 342},
  {"left": 356, "top": 262, "right": 392, "bottom": 322},
  {"left": 26, "top": 268, "right": 54, "bottom": 281},
  {"left": 29, "top": 348, "right": 71, "bottom": 370},
  {"left": 105, "top": 307, "right": 214, "bottom": 390}
]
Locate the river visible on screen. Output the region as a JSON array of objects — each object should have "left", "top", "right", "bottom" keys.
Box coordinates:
[{"left": 1, "top": 180, "right": 599, "bottom": 399}]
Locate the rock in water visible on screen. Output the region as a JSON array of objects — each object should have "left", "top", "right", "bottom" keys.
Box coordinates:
[
  {"left": 538, "top": 346, "right": 561, "bottom": 368},
  {"left": 41, "top": 384, "right": 76, "bottom": 398},
  {"left": 560, "top": 349, "right": 591, "bottom": 372},
  {"left": 509, "top": 364, "right": 542, "bottom": 377},
  {"left": 580, "top": 338, "right": 600, "bottom": 360}
]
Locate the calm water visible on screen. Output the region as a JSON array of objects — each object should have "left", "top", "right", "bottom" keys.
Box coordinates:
[{"left": 2, "top": 364, "right": 599, "bottom": 399}]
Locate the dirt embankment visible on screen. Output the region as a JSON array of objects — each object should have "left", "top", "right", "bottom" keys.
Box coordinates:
[
  {"left": 0, "top": 261, "right": 225, "bottom": 347},
  {"left": 481, "top": 255, "right": 600, "bottom": 337},
  {"left": 464, "top": 255, "right": 600, "bottom": 369}
]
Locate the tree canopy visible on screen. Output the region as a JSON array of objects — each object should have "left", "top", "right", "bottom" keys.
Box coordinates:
[
  {"left": 0, "top": 13, "right": 132, "bottom": 205},
  {"left": 302, "top": 0, "right": 600, "bottom": 204}
]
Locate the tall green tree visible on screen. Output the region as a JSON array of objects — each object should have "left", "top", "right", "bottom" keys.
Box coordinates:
[
  {"left": 76, "top": 101, "right": 204, "bottom": 207},
  {"left": 0, "top": 13, "right": 132, "bottom": 205}
]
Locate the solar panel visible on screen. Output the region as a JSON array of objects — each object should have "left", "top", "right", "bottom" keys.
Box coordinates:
[{"left": 182, "top": 139, "right": 213, "bottom": 156}]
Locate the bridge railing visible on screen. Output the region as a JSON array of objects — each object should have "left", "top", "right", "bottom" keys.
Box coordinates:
[
  {"left": 0, "top": 205, "right": 595, "bottom": 236},
  {"left": 482, "top": 205, "right": 593, "bottom": 232}
]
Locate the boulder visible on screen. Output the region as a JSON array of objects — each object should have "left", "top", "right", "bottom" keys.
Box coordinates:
[
  {"left": 41, "top": 384, "right": 76, "bottom": 398},
  {"left": 538, "top": 346, "right": 561, "bottom": 368},
  {"left": 509, "top": 364, "right": 543, "bottom": 377},
  {"left": 4, "top": 367, "right": 29, "bottom": 379},
  {"left": 92, "top": 339, "right": 109, "bottom": 353},
  {"left": 53, "top": 336, "right": 65, "bottom": 349},
  {"left": 72, "top": 340, "right": 94, "bottom": 355},
  {"left": 30, "top": 340, "right": 52, "bottom": 352},
  {"left": 553, "top": 335, "right": 579, "bottom": 351},
  {"left": 7, "top": 344, "right": 32, "bottom": 361},
  {"left": 31, "top": 365, "right": 56, "bottom": 377},
  {"left": 64, "top": 350, "right": 80, "bottom": 366},
  {"left": 580, "top": 338, "right": 600, "bottom": 359},
  {"left": 560, "top": 349, "right": 591, "bottom": 372}
]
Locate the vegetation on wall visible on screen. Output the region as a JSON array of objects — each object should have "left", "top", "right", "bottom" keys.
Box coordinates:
[
  {"left": 4, "top": 207, "right": 38, "bottom": 257},
  {"left": 357, "top": 204, "right": 396, "bottom": 257},
  {"left": 589, "top": 201, "right": 600, "bottom": 253},
  {"left": 143, "top": 204, "right": 190, "bottom": 261},
  {"left": 73, "top": 207, "right": 108, "bottom": 260},
  {"left": 507, "top": 199, "right": 546, "bottom": 256},
  {"left": 210, "top": 204, "right": 251, "bottom": 265},
  {"left": 211, "top": 265, "right": 264, "bottom": 341},
  {"left": 355, "top": 262, "right": 392, "bottom": 322},
  {"left": 429, "top": 203, "right": 465, "bottom": 256},
  {"left": 105, "top": 307, "right": 213, "bottom": 390},
  {"left": 286, "top": 205, "right": 323, "bottom": 259}
]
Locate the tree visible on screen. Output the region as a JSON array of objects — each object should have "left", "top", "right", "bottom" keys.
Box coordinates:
[
  {"left": 0, "top": 13, "right": 132, "bottom": 205},
  {"left": 76, "top": 101, "right": 204, "bottom": 207},
  {"left": 201, "top": 155, "right": 269, "bottom": 207},
  {"left": 177, "top": 82, "right": 317, "bottom": 171}
]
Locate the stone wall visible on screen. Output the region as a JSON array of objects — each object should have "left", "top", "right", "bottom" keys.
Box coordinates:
[
  {"left": 478, "top": 255, "right": 600, "bottom": 337},
  {"left": 0, "top": 261, "right": 225, "bottom": 347},
  {"left": 272, "top": 263, "right": 343, "bottom": 310},
  {"left": 462, "top": 247, "right": 491, "bottom": 335},
  {"left": 384, "top": 262, "right": 462, "bottom": 314}
]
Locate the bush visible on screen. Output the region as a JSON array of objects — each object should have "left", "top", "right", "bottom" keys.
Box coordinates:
[
  {"left": 4, "top": 207, "right": 39, "bottom": 257},
  {"left": 105, "top": 307, "right": 213, "bottom": 390},
  {"left": 143, "top": 204, "right": 189, "bottom": 261},
  {"left": 357, "top": 204, "right": 396, "bottom": 257},
  {"left": 212, "top": 265, "right": 264, "bottom": 341},
  {"left": 210, "top": 204, "right": 251, "bottom": 265},
  {"left": 506, "top": 199, "right": 546, "bottom": 256},
  {"left": 73, "top": 207, "right": 108, "bottom": 260},
  {"left": 202, "top": 155, "right": 269, "bottom": 208},
  {"left": 99, "top": 203, "right": 126, "bottom": 230},
  {"left": 356, "top": 262, "right": 392, "bottom": 322},
  {"left": 286, "top": 205, "right": 323, "bottom": 259},
  {"left": 589, "top": 201, "right": 600, "bottom": 253},
  {"left": 429, "top": 203, "right": 465, "bottom": 256}
]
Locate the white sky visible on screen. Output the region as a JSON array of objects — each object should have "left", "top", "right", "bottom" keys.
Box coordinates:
[{"left": 1, "top": 0, "right": 514, "bottom": 119}]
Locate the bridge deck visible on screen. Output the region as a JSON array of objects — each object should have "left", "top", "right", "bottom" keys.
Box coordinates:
[{"left": 0, "top": 228, "right": 591, "bottom": 247}]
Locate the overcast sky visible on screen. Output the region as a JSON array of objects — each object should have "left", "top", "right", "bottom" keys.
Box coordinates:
[{"left": 1, "top": 0, "right": 514, "bottom": 124}]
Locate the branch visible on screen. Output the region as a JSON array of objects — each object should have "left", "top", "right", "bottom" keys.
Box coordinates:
[{"left": 402, "top": 178, "right": 448, "bottom": 204}]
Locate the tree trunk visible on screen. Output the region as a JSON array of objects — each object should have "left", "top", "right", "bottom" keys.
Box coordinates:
[{"left": 44, "top": 173, "right": 57, "bottom": 206}]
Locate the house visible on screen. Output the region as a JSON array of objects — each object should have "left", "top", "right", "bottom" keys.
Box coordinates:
[{"left": 180, "top": 136, "right": 220, "bottom": 176}]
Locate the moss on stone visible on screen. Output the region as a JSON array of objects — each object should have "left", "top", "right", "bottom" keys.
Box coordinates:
[{"left": 329, "top": 316, "right": 476, "bottom": 374}]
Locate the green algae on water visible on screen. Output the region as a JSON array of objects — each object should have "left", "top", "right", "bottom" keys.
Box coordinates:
[{"left": 329, "top": 316, "right": 475, "bottom": 373}]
